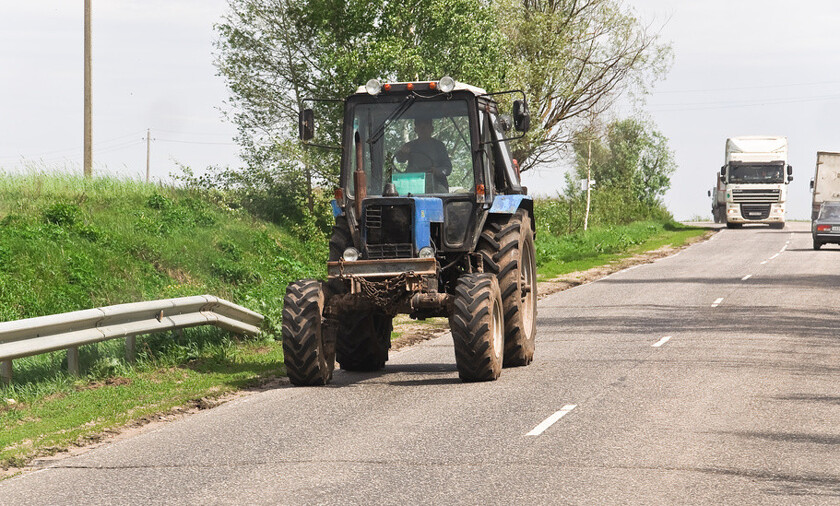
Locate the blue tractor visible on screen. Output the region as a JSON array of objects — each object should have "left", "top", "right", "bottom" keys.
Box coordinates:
[{"left": 282, "top": 77, "right": 536, "bottom": 384}]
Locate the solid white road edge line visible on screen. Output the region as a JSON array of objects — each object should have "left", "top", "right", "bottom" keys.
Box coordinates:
[
  {"left": 741, "top": 274, "right": 752, "bottom": 281},
  {"left": 760, "top": 260, "right": 768, "bottom": 265},
  {"left": 770, "top": 253, "right": 780, "bottom": 259},
  {"left": 652, "top": 336, "right": 672, "bottom": 348},
  {"left": 711, "top": 297, "right": 724, "bottom": 307},
  {"left": 526, "top": 405, "right": 578, "bottom": 436}
]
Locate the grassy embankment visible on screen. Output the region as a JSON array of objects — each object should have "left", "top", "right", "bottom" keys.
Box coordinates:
[{"left": 0, "top": 174, "right": 708, "bottom": 469}]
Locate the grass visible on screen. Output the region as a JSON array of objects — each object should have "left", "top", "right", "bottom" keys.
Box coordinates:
[
  {"left": 535, "top": 220, "right": 709, "bottom": 280},
  {"left": 0, "top": 174, "right": 708, "bottom": 471}
]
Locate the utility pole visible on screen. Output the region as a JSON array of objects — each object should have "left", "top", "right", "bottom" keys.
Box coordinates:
[
  {"left": 83, "top": 0, "right": 92, "bottom": 177},
  {"left": 145, "top": 129, "right": 151, "bottom": 182},
  {"left": 584, "top": 138, "right": 592, "bottom": 231}
]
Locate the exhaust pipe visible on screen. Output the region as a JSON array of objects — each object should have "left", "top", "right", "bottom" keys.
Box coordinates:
[{"left": 354, "top": 131, "right": 366, "bottom": 219}]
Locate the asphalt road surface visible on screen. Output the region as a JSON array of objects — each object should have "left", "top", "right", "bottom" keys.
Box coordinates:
[{"left": 2, "top": 223, "right": 839, "bottom": 505}]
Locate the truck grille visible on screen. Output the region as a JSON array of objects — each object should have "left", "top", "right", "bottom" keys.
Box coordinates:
[
  {"left": 364, "top": 203, "right": 413, "bottom": 259},
  {"left": 740, "top": 204, "right": 771, "bottom": 220},
  {"left": 732, "top": 189, "right": 780, "bottom": 203}
]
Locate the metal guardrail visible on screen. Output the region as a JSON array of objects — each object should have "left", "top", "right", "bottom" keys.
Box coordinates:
[{"left": 0, "top": 295, "right": 264, "bottom": 385}]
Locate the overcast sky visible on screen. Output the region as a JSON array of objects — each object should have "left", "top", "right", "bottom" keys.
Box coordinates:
[{"left": 2, "top": 1, "right": 839, "bottom": 220}]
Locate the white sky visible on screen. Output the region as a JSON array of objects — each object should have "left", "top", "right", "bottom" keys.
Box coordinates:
[{"left": 2, "top": 1, "right": 839, "bottom": 220}]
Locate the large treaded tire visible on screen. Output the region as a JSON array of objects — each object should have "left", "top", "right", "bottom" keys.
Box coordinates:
[
  {"left": 726, "top": 222, "right": 742, "bottom": 229},
  {"left": 449, "top": 274, "right": 504, "bottom": 382},
  {"left": 477, "top": 209, "right": 537, "bottom": 367},
  {"left": 281, "top": 280, "right": 335, "bottom": 386},
  {"left": 336, "top": 311, "right": 393, "bottom": 371},
  {"left": 770, "top": 222, "right": 785, "bottom": 230},
  {"left": 813, "top": 238, "right": 822, "bottom": 250}
]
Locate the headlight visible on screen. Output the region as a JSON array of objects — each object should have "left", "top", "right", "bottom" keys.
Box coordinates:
[
  {"left": 343, "top": 247, "right": 360, "bottom": 261},
  {"left": 365, "top": 79, "right": 382, "bottom": 95},
  {"left": 438, "top": 76, "right": 456, "bottom": 93},
  {"left": 418, "top": 246, "right": 435, "bottom": 258}
]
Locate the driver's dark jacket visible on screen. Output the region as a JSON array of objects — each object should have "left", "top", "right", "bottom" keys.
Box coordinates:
[{"left": 395, "top": 138, "right": 452, "bottom": 193}]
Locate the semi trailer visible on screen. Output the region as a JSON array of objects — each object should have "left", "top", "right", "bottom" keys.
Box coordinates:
[{"left": 712, "top": 136, "right": 793, "bottom": 228}]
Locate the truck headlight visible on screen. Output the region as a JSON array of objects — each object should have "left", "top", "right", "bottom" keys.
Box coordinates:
[
  {"left": 418, "top": 246, "right": 435, "bottom": 259},
  {"left": 343, "top": 247, "right": 360, "bottom": 261}
]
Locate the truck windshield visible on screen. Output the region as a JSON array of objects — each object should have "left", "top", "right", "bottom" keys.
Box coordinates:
[
  {"left": 348, "top": 99, "right": 473, "bottom": 196},
  {"left": 728, "top": 163, "right": 784, "bottom": 184}
]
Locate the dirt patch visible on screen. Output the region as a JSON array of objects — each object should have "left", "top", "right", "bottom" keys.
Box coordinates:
[{"left": 75, "top": 376, "right": 133, "bottom": 391}]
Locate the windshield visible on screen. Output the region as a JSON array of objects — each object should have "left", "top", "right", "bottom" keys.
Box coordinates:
[
  {"left": 728, "top": 163, "right": 785, "bottom": 184},
  {"left": 819, "top": 203, "right": 840, "bottom": 220},
  {"left": 347, "top": 98, "right": 474, "bottom": 196}
]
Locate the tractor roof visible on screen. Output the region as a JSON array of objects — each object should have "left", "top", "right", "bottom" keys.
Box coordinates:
[{"left": 354, "top": 79, "right": 487, "bottom": 97}]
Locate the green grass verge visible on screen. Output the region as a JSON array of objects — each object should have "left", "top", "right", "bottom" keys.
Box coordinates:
[{"left": 535, "top": 220, "right": 710, "bottom": 280}]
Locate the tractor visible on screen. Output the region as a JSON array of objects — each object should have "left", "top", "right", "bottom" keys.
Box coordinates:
[{"left": 282, "top": 76, "right": 536, "bottom": 385}]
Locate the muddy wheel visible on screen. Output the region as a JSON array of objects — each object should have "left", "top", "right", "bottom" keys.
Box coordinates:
[
  {"left": 281, "top": 280, "right": 335, "bottom": 386},
  {"left": 336, "top": 311, "right": 392, "bottom": 371},
  {"left": 813, "top": 238, "right": 822, "bottom": 250},
  {"left": 770, "top": 222, "right": 785, "bottom": 230},
  {"left": 477, "top": 209, "right": 536, "bottom": 367},
  {"left": 449, "top": 274, "right": 504, "bottom": 382},
  {"left": 726, "top": 222, "right": 742, "bottom": 229},
  {"left": 329, "top": 215, "right": 352, "bottom": 261}
]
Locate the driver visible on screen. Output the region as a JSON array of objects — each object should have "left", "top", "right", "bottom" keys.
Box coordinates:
[{"left": 396, "top": 118, "right": 452, "bottom": 193}]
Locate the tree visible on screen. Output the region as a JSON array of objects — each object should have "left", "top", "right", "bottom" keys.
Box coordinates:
[
  {"left": 214, "top": 0, "right": 507, "bottom": 223},
  {"left": 496, "top": 0, "right": 672, "bottom": 171},
  {"left": 571, "top": 117, "right": 676, "bottom": 208}
]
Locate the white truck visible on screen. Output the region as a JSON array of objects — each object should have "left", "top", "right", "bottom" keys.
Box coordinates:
[
  {"left": 810, "top": 151, "right": 840, "bottom": 220},
  {"left": 711, "top": 136, "right": 792, "bottom": 228}
]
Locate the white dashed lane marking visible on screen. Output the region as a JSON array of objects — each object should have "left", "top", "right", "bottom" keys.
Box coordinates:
[
  {"left": 526, "top": 405, "right": 578, "bottom": 436},
  {"left": 711, "top": 297, "right": 724, "bottom": 308},
  {"left": 652, "top": 336, "right": 672, "bottom": 348}
]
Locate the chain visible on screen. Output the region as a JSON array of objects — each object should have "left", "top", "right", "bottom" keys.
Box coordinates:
[{"left": 355, "top": 272, "right": 409, "bottom": 314}]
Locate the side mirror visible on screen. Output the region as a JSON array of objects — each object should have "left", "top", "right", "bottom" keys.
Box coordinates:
[
  {"left": 787, "top": 175, "right": 793, "bottom": 183},
  {"left": 513, "top": 100, "right": 530, "bottom": 132},
  {"left": 720, "top": 166, "right": 726, "bottom": 177},
  {"left": 707, "top": 190, "right": 711, "bottom": 197},
  {"left": 787, "top": 164, "right": 793, "bottom": 176},
  {"left": 810, "top": 179, "right": 815, "bottom": 190},
  {"left": 298, "top": 109, "right": 314, "bottom": 141}
]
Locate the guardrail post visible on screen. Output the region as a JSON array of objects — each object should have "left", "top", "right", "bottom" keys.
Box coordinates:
[
  {"left": 1, "top": 360, "right": 11, "bottom": 386},
  {"left": 67, "top": 347, "right": 80, "bottom": 376},
  {"left": 125, "top": 336, "right": 136, "bottom": 364}
]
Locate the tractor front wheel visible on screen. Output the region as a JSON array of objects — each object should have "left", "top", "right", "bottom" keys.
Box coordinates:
[
  {"left": 281, "top": 280, "right": 335, "bottom": 386},
  {"left": 450, "top": 274, "right": 504, "bottom": 382}
]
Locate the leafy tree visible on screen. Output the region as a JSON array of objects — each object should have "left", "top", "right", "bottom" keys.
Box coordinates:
[
  {"left": 496, "top": 0, "right": 673, "bottom": 171},
  {"left": 214, "top": 0, "right": 506, "bottom": 226},
  {"left": 571, "top": 117, "right": 676, "bottom": 209}
]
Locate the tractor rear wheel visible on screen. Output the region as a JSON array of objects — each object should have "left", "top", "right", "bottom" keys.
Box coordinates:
[
  {"left": 450, "top": 274, "right": 504, "bottom": 382},
  {"left": 477, "top": 209, "right": 537, "bottom": 367},
  {"left": 281, "top": 280, "right": 335, "bottom": 386},
  {"left": 336, "top": 311, "right": 392, "bottom": 371}
]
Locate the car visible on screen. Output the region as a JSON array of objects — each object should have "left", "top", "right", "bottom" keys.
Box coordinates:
[{"left": 811, "top": 201, "right": 840, "bottom": 249}]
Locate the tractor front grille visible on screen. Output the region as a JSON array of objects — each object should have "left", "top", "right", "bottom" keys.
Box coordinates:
[
  {"left": 740, "top": 204, "right": 771, "bottom": 220},
  {"left": 364, "top": 203, "right": 413, "bottom": 259}
]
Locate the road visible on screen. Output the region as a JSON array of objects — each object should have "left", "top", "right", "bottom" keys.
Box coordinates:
[{"left": 2, "top": 223, "right": 839, "bottom": 504}]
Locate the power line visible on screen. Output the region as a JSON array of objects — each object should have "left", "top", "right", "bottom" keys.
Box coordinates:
[
  {"left": 155, "top": 138, "right": 238, "bottom": 146},
  {"left": 656, "top": 79, "right": 840, "bottom": 95}
]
